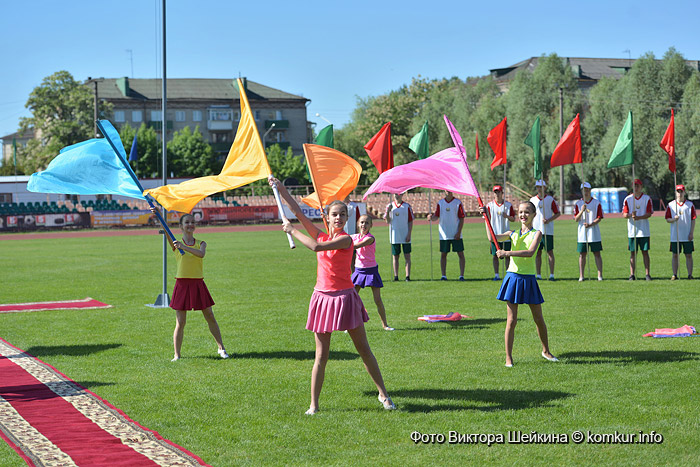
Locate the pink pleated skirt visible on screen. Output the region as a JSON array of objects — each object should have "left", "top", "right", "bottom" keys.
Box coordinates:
[
  {"left": 171, "top": 278, "right": 215, "bottom": 311},
  {"left": 306, "top": 288, "right": 369, "bottom": 333}
]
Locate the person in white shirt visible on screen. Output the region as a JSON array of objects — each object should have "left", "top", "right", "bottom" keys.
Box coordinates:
[
  {"left": 427, "top": 191, "right": 466, "bottom": 281},
  {"left": 384, "top": 193, "right": 414, "bottom": 281},
  {"left": 343, "top": 196, "right": 361, "bottom": 235},
  {"left": 623, "top": 179, "right": 653, "bottom": 280},
  {"left": 665, "top": 184, "right": 696, "bottom": 280},
  {"left": 573, "top": 182, "right": 604, "bottom": 281},
  {"left": 481, "top": 185, "right": 515, "bottom": 280},
  {"left": 529, "top": 180, "right": 560, "bottom": 280}
]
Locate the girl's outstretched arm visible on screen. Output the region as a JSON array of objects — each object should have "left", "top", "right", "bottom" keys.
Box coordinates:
[
  {"left": 269, "top": 177, "right": 322, "bottom": 239},
  {"left": 353, "top": 236, "right": 375, "bottom": 249},
  {"left": 173, "top": 240, "right": 206, "bottom": 258},
  {"left": 283, "top": 220, "right": 352, "bottom": 252},
  {"left": 503, "top": 230, "right": 542, "bottom": 258}
]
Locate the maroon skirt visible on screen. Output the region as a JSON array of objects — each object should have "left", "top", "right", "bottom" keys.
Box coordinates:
[{"left": 171, "top": 278, "right": 215, "bottom": 311}]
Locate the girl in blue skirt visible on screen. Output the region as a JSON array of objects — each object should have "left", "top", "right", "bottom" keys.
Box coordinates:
[{"left": 483, "top": 201, "right": 558, "bottom": 368}]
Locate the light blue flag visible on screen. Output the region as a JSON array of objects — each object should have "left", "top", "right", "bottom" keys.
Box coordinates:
[{"left": 27, "top": 137, "right": 145, "bottom": 199}]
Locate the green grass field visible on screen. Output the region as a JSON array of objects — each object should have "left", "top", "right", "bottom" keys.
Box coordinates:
[{"left": 1, "top": 216, "right": 698, "bottom": 466}]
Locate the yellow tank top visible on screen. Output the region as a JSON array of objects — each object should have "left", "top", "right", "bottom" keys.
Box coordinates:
[
  {"left": 507, "top": 228, "right": 538, "bottom": 275},
  {"left": 174, "top": 239, "right": 204, "bottom": 279}
]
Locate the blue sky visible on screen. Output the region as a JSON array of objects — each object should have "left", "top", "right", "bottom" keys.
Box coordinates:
[{"left": 2, "top": 0, "right": 700, "bottom": 143}]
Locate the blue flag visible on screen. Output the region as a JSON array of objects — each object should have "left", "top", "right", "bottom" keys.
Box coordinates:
[
  {"left": 27, "top": 137, "right": 145, "bottom": 199},
  {"left": 128, "top": 134, "right": 138, "bottom": 162}
]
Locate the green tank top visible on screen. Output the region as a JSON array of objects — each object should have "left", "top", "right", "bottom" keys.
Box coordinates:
[{"left": 506, "top": 228, "right": 538, "bottom": 275}]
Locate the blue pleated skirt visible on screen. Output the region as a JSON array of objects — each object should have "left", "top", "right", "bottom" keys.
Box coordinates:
[{"left": 496, "top": 271, "right": 544, "bottom": 305}]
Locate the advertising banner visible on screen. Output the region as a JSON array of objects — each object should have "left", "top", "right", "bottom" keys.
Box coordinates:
[{"left": 0, "top": 213, "right": 91, "bottom": 231}]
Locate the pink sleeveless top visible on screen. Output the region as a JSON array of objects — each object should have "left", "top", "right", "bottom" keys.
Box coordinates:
[
  {"left": 315, "top": 232, "right": 354, "bottom": 292},
  {"left": 352, "top": 233, "right": 377, "bottom": 268}
]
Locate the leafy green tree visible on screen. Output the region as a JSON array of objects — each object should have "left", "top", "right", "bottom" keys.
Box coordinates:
[
  {"left": 19, "top": 70, "right": 112, "bottom": 173},
  {"left": 167, "top": 126, "right": 215, "bottom": 177},
  {"left": 504, "top": 54, "right": 584, "bottom": 197},
  {"left": 677, "top": 73, "right": 700, "bottom": 193},
  {"left": 119, "top": 123, "right": 161, "bottom": 178},
  {"left": 584, "top": 49, "right": 697, "bottom": 199}
]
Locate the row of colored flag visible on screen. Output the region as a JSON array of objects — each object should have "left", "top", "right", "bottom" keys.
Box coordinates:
[{"left": 478, "top": 110, "right": 678, "bottom": 180}]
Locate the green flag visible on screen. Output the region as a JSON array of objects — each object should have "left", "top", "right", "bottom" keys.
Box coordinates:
[
  {"left": 608, "top": 111, "right": 634, "bottom": 168},
  {"left": 314, "top": 124, "right": 334, "bottom": 148},
  {"left": 524, "top": 116, "right": 541, "bottom": 179},
  {"left": 408, "top": 121, "right": 429, "bottom": 159},
  {"left": 12, "top": 137, "right": 17, "bottom": 168}
]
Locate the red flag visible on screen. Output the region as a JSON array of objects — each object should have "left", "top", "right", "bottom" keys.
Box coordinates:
[
  {"left": 660, "top": 109, "right": 675, "bottom": 173},
  {"left": 364, "top": 122, "right": 394, "bottom": 174},
  {"left": 487, "top": 118, "right": 507, "bottom": 170},
  {"left": 550, "top": 114, "right": 582, "bottom": 168},
  {"left": 475, "top": 132, "right": 480, "bottom": 160}
]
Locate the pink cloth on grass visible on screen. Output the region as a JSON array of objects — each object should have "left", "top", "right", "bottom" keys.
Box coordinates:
[{"left": 643, "top": 325, "right": 696, "bottom": 338}]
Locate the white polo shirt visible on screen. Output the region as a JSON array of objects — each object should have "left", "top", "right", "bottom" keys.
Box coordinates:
[
  {"left": 665, "top": 200, "right": 696, "bottom": 242},
  {"left": 486, "top": 200, "right": 514, "bottom": 237},
  {"left": 388, "top": 201, "right": 413, "bottom": 244},
  {"left": 344, "top": 202, "right": 361, "bottom": 235},
  {"left": 574, "top": 198, "right": 604, "bottom": 243},
  {"left": 434, "top": 198, "right": 465, "bottom": 240},
  {"left": 623, "top": 194, "right": 652, "bottom": 238},
  {"left": 530, "top": 194, "right": 559, "bottom": 236}
]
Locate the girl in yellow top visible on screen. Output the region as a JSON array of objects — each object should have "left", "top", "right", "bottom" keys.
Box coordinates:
[
  {"left": 490, "top": 201, "right": 558, "bottom": 368},
  {"left": 164, "top": 212, "right": 228, "bottom": 362}
]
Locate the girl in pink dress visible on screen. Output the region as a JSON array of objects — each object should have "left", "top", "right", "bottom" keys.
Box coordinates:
[
  {"left": 351, "top": 215, "right": 393, "bottom": 330},
  {"left": 269, "top": 177, "right": 395, "bottom": 415}
]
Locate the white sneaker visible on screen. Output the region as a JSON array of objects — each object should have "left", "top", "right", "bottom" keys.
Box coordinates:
[
  {"left": 171, "top": 356, "right": 180, "bottom": 362},
  {"left": 218, "top": 349, "right": 230, "bottom": 359},
  {"left": 598, "top": 277, "right": 603, "bottom": 281},
  {"left": 378, "top": 394, "right": 396, "bottom": 410},
  {"left": 578, "top": 277, "right": 584, "bottom": 282},
  {"left": 383, "top": 326, "right": 395, "bottom": 331},
  {"left": 541, "top": 352, "right": 559, "bottom": 362}
]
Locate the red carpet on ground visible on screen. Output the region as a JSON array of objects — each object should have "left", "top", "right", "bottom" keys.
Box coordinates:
[
  {"left": 0, "top": 338, "right": 210, "bottom": 466},
  {"left": 0, "top": 298, "right": 112, "bottom": 314}
]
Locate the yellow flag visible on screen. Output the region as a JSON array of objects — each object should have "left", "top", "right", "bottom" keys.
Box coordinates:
[
  {"left": 145, "top": 79, "right": 271, "bottom": 213},
  {"left": 301, "top": 144, "right": 362, "bottom": 211}
]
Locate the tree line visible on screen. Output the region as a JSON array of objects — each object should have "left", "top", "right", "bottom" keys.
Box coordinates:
[{"left": 335, "top": 48, "right": 700, "bottom": 200}]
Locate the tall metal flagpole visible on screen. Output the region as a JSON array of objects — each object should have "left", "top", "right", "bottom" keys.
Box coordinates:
[
  {"left": 428, "top": 190, "right": 434, "bottom": 280},
  {"left": 150, "top": 0, "right": 170, "bottom": 308},
  {"left": 631, "top": 164, "right": 637, "bottom": 278}
]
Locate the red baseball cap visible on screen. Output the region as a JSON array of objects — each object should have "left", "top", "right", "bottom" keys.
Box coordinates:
[
  {"left": 676, "top": 184, "right": 686, "bottom": 191},
  {"left": 633, "top": 179, "right": 643, "bottom": 185},
  {"left": 493, "top": 185, "right": 503, "bottom": 192}
]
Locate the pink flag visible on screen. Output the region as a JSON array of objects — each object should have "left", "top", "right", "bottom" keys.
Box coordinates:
[{"left": 362, "top": 147, "right": 478, "bottom": 199}]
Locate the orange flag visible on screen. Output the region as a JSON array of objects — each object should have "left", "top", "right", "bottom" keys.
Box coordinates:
[
  {"left": 550, "top": 114, "right": 582, "bottom": 168},
  {"left": 301, "top": 144, "right": 362, "bottom": 212},
  {"left": 144, "top": 79, "right": 271, "bottom": 212}
]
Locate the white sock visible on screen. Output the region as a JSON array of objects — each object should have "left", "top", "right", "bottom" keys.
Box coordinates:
[
  {"left": 549, "top": 274, "right": 555, "bottom": 279},
  {"left": 536, "top": 274, "right": 542, "bottom": 279},
  {"left": 494, "top": 273, "right": 500, "bottom": 279}
]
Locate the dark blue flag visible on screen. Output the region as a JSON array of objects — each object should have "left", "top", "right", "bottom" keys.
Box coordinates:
[{"left": 128, "top": 134, "right": 138, "bottom": 162}]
